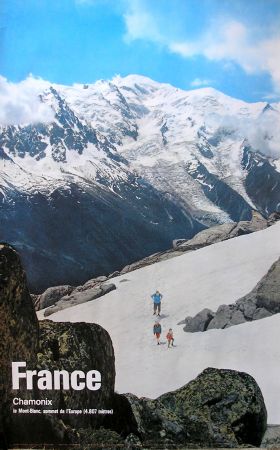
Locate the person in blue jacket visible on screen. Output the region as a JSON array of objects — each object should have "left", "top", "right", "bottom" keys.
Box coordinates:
[{"left": 151, "top": 290, "right": 162, "bottom": 316}]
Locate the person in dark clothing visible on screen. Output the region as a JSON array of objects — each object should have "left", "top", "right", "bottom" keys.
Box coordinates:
[
  {"left": 153, "top": 321, "right": 162, "bottom": 345},
  {"left": 151, "top": 290, "right": 162, "bottom": 316}
]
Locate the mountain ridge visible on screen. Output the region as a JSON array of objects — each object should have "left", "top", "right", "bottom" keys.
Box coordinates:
[{"left": 0, "top": 75, "right": 279, "bottom": 290}]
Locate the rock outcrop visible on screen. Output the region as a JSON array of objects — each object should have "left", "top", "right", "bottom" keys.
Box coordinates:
[
  {"left": 174, "top": 210, "right": 267, "bottom": 252},
  {"left": 38, "top": 320, "right": 115, "bottom": 429},
  {"left": 37, "top": 285, "right": 75, "bottom": 310},
  {"left": 112, "top": 368, "right": 267, "bottom": 448},
  {"left": 267, "top": 211, "right": 280, "bottom": 227},
  {"left": 43, "top": 282, "right": 116, "bottom": 316},
  {"left": 181, "top": 308, "right": 215, "bottom": 332},
  {"left": 35, "top": 274, "right": 117, "bottom": 315},
  {"left": 182, "top": 256, "right": 280, "bottom": 332},
  {"left": 0, "top": 243, "right": 116, "bottom": 447},
  {"left": 0, "top": 244, "right": 39, "bottom": 447}
]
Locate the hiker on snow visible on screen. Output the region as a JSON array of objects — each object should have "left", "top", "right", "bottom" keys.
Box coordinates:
[
  {"left": 166, "top": 328, "right": 174, "bottom": 348},
  {"left": 151, "top": 290, "right": 162, "bottom": 316},
  {"left": 153, "top": 321, "right": 162, "bottom": 345}
]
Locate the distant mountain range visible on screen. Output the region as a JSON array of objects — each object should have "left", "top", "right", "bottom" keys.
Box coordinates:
[{"left": 0, "top": 75, "right": 279, "bottom": 291}]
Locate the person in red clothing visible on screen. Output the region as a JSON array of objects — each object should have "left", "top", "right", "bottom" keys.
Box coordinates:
[{"left": 166, "top": 328, "right": 174, "bottom": 348}]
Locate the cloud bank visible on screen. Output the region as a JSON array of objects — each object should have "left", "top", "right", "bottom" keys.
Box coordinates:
[
  {"left": 122, "top": 1, "right": 280, "bottom": 95},
  {"left": 0, "top": 76, "right": 54, "bottom": 126},
  {"left": 206, "top": 110, "right": 280, "bottom": 159}
]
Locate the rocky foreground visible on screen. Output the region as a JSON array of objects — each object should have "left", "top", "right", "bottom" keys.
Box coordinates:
[{"left": 0, "top": 243, "right": 272, "bottom": 448}]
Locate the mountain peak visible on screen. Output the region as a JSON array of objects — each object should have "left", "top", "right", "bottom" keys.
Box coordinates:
[{"left": 112, "top": 74, "right": 166, "bottom": 95}]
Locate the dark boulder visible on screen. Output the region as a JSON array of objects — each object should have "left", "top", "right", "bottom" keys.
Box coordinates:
[
  {"left": 0, "top": 243, "right": 117, "bottom": 447},
  {"left": 236, "top": 296, "right": 258, "bottom": 320},
  {"left": 0, "top": 245, "right": 75, "bottom": 446},
  {"left": 183, "top": 308, "right": 214, "bottom": 332},
  {"left": 0, "top": 244, "right": 39, "bottom": 446},
  {"left": 114, "top": 368, "right": 267, "bottom": 448},
  {"left": 37, "top": 320, "right": 115, "bottom": 429},
  {"left": 207, "top": 304, "right": 246, "bottom": 330}
]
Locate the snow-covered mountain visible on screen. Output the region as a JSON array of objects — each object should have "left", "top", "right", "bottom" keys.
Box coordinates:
[
  {"left": 39, "top": 221, "right": 280, "bottom": 424},
  {"left": 58, "top": 74, "right": 280, "bottom": 222},
  {"left": 1, "top": 75, "right": 280, "bottom": 290}
]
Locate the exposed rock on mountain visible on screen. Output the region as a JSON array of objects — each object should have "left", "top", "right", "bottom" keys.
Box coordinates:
[
  {"left": 174, "top": 210, "right": 267, "bottom": 251},
  {"left": 113, "top": 368, "right": 267, "bottom": 448},
  {"left": 41, "top": 282, "right": 116, "bottom": 317},
  {"left": 37, "top": 284, "right": 75, "bottom": 310},
  {"left": 267, "top": 211, "right": 280, "bottom": 226},
  {"left": 183, "top": 256, "right": 280, "bottom": 332},
  {"left": 242, "top": 146, "right": 280, "bottom": 217},
  {"left": 178, "top": 308, "right": 215, "bottom": 331}
]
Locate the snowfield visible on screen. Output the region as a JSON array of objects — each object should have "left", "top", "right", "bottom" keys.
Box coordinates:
[{"left": 40, "top": 222, "right": 280, "bottom": 423}]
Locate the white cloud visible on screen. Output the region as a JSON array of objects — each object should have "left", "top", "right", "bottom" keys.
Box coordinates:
[
  {"left": 122, "top": 2, "right": 280, "bottom": 94},
  {"left": 206, "top": 111, "right": 280, "bottom": 159},
  {"left": 123, "top": 0, "right": 162, "bottom": 44},
  {"left": 0, "top": 75, "right": 54, "bottom": 126},
  {"left": 170, "top": 21, "right": 280, "bottom": 94},
  {"left": 190, "top": 78, "right": 212, "bottom": 87}
]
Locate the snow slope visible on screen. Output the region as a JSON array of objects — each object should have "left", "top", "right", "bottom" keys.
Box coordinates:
[{"left": 41, "top": 222, "right": 280, "bottom": 423}]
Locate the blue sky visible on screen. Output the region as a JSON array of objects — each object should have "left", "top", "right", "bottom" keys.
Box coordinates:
[{"left": 1, "top": 0, "right": 280, "bottom": 102}]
